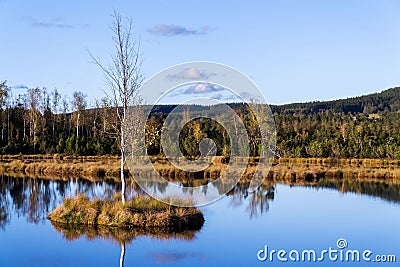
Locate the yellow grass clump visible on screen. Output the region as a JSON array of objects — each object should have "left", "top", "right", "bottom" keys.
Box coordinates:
[{"left": 47, "top": 194, "right": 204, "bottom": 231}]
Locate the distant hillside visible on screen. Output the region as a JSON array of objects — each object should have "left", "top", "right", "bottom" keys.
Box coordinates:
[
  {"left": 147, "top": 87, "right": 400, "bottom": 116},
  {"left": 271, "top": 87, "right": 400, "bottom": 114}
]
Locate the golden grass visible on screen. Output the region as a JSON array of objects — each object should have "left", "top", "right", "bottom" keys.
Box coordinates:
[
  {"left": 1, "top": 155, "right": 400, "bottom": 182},
  {"left": 47, "top": 194, "right": 204, "bottom": 231},
  {"left": 0, "top": 155, "right": 122, "bottom": 178}
]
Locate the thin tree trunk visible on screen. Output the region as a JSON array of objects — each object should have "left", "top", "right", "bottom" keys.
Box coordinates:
[
  {"left": 23, "top": 117, "right": 26, "bottom": 141},
  {"left": 69, "top": 115, "right": 72, "bottom": 137},
  {"left": 52, "top": 115, "right": 55, "bottom": 138},
  {"left": 7, "top": 108, "right": 10, "bottom": 141},
  {"left": 33, "top": 119, "right": 36, "bottom": 154},
  {"left": 119, "top": 241, "right": 125, "bottom": 267},
  {"left": 76, "top": 113, "right": 80, "bottom": 138},
  {"left": 121, "top": 133, "right": 126, "bottom": 204}
]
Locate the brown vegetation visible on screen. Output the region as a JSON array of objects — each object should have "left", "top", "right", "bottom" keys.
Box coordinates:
[
  {"left": 47, "top": 194, "right": 204, "bottom": 231},
  {"left": 0, "top": 154, "right": 122, "bottom": 177},
  {"left": 1, "top": 155, "right": 400, "bottom": 182}
]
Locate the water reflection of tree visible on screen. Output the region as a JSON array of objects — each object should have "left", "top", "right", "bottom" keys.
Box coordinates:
[
  {"left": 312, "top": 178, "right": 400, "bottom": 203},
  {"left": 0, "top": 206, "right": 9, "bottom": 230},
  {"left": 227, "top": 177, "right": 400, "bottom": 218},
  {"left": 0, "top": 175, "right": 121, "bottom": 228},
  {"left": 0, "top": 175, "right": 10, "bottom": 230},
  {"left": 51, "top": 222, "right": 202, "bottom": 267},
  {"left": 228, "top": 181, "right": 276, "bottom": 218}
]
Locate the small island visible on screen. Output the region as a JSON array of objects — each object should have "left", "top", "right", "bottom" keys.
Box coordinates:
[{"left": 47, "top": 194, "right": 204, "bottom": 231}]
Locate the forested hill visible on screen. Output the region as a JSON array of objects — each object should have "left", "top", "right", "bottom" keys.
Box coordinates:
[
  {"left": 271, "top": 87, "right": 400, "bottom": 114},
  {"left": 1, "top": 80, "right": 400, "bottom": 158},
  {"left": 149, "top": 86, "right": 400, "bottom": 115},
  {"left": 147, "top": 86, "right": 400, "bottom": 159}
]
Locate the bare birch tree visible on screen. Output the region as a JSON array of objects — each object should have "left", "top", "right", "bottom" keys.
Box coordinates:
[
  {"left": 0, "top": 82, "right": 9, "bottom": 142},
  {"left": 89, "top": 11, "right": 143, "bottom": 204},
  {"left": 72, "top": 91, "right": 87, "bottom": 138},
  {"left": 27, "top": 87, "right": 41, "bottom": 153},
  {"left": 51, "top": 88, "right": 61, "bottom": 138}
]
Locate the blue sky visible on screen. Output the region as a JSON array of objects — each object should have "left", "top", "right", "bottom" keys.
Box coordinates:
[{"left": 1, "top": 0, "right": 400, "bottom": 105}]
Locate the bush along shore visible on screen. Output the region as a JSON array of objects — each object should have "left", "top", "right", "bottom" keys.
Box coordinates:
[{"left": 47, "top": 194, "right": 205, "bottom": 231}]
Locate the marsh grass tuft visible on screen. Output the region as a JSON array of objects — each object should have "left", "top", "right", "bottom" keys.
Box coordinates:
[{"left": 47, "top": 194, "right": 204, "bottom": 231}]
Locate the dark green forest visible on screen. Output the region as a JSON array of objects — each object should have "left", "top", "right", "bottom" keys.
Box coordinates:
[{"left": 1, "top": 80, "right": 400, "bottom": 159}]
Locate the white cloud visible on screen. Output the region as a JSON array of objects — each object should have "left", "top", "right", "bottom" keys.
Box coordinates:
[
  {"left": 184, "top": 83, "right": 223, "bottom": 94},
  {"left": 168, "top": 67, "right": 215, "bottom": 81}
]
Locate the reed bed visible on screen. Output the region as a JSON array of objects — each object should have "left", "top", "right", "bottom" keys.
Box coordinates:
[{"left": 1, "top": 155, "right": 400, "bottom": 181}]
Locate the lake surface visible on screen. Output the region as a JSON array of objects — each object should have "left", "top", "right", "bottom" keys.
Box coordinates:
[{"left": 0, "top": 175, "right": 399, "bottom": 266}]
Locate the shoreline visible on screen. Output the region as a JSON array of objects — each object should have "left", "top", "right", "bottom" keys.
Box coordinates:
[{"left": 1, "top": 155, "right": 399, "bottom": 181}]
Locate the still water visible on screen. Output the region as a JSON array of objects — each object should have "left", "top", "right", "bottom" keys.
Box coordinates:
[{"left": 0, "top": 175, "right": 399, "bottom": 266}]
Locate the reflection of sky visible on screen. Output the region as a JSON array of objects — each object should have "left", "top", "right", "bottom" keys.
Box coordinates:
[
  {"left": 156, "top": 83, "right": 243, "bottom": 105},
  {"left": 142, "top": 179, "right": 236, "bottom": 207},
  {"left": 1, "top": 181, "right": 400, "bottom": 266}
]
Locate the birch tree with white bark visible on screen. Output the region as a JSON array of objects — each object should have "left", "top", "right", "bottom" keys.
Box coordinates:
[{"left": 90, "top": 11, "right": 143, "bottom": 204}]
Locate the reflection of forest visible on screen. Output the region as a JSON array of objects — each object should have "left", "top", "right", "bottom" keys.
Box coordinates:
[
  {"left": 0, "top": 175, "right": 120, "bottom": 229},
  {"left": 1, "top": 174, "right": 400, "bottom": 231},
  {"left": 227, "top": 182, "right": 275, "bottom": 218},
  {"left": 312, "top": 179, "right": 400, "bottom": 203}
]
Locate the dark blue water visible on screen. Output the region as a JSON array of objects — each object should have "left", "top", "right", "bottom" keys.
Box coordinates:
[{"left": 0, "top": 176, "right": 399, "bottom": 266}]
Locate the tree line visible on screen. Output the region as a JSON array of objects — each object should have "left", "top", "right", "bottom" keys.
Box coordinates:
[
  {"left": 1, "top": 80, "right": 399, "bottom": 159},
  {"left": 0, "top": 81, "right": 118, "bottom": 155}
]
